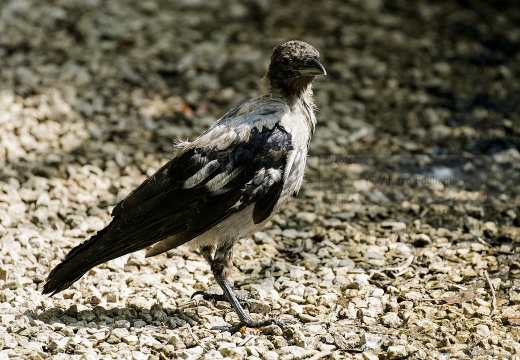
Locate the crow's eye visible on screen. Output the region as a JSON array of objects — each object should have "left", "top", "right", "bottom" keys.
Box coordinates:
[{"left": 280, "top": 57, "right": 290, "bottom": 66}]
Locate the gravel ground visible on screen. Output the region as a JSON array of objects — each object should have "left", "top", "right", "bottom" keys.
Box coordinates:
[{"left": 1, "top": 0, "right": 520, "bottom": 359}]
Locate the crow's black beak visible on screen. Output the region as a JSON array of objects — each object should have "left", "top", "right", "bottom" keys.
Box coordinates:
[{"left": 297, "top": 57, "right": 327, "bottom": 76}]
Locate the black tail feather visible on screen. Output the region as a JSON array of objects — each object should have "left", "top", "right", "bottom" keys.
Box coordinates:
[
  {"left": 42, "top": 222, "right": 112, "bottom": 295},
  {"left": 42, "top": 215, "right": 187, "bottom": 296}
]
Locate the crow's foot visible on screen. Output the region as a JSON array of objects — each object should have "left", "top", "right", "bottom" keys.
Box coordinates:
[{"left": 191, "top": 291, "right": 258, "bottom": 310}]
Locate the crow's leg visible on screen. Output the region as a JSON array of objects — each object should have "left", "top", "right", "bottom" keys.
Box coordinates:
[
  {"left": 199, "top": 245, "right": 215, "bottom": 264},
  {"left": 204, "top": 240, "right": 284, "bottom": 333},
  {"left": 210, "top": 274, "right": 285, "bottom": 333},
  {"left": 192, "top": 245, "right": 257, "bottom": 309}
]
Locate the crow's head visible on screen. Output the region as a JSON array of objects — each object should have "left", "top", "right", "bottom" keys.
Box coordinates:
[{"left": 266, "top": 40, "right": 326, "bottom": 97}]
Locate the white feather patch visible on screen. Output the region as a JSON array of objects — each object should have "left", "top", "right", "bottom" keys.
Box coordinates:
[
  {"left": 182, "top": 160, "right": 220, "bottom": 189},
  {"left": 205, "top": 167, "right": 241, "bottom": 192}
]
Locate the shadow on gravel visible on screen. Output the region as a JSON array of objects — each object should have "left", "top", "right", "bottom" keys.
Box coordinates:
[{"left": 23, "top": 303, "right": 201, "bottom": 330}]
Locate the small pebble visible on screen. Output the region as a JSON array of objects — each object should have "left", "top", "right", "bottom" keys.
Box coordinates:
[
  {"left": 381, "top": 222, "right": 407, "bottom": 231},
  {"left": 387, "top": 345, "right": 408, "bottom": 359}
]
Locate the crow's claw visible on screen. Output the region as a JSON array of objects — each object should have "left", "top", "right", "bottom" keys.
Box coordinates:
[{"left": 191, "top": 291, "right": 259, "bottom": 310}]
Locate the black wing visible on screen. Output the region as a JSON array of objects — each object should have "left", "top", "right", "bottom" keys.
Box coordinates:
[{"left": 42, "top": 123, "right": 292, "bottom": 295}]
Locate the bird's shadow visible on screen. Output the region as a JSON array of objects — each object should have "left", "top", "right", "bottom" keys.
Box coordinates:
[{"left": 23, "top": 303, "right": 201, "bottom": 331}]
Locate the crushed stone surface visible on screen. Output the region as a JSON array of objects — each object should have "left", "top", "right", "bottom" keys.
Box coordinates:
[{"left": 1, "top": 0, "right": 519, "bottom": 359}]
